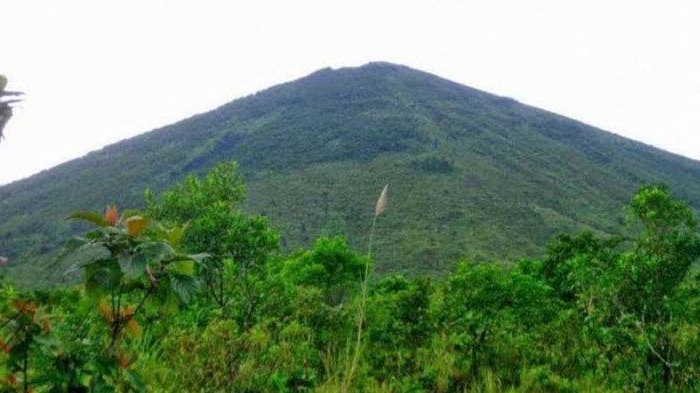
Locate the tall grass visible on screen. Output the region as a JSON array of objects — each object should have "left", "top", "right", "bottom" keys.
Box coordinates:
[{"left": 341, "top": 184, "right": 388, "bottom": 392}]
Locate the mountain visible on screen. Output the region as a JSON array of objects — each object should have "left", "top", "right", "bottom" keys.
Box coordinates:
[{"left": 3, "top": 62, "right": 700, "bottom": 286}]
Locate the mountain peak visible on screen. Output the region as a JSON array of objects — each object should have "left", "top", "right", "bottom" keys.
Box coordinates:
[
  {"left": 313, "top": 61, "right": 410, "bottom": 75},
  {"left": 295, "top": 61, "right": 437, "bottom": 88},
  {"left": 355, "top": 61, "right": 409, "bottom": 71}
]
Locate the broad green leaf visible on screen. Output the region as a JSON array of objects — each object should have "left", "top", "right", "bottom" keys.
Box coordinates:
[
  {"left": 68, "top": 211, "right": 109, "bottom": 227},
  {"left": 169, "top": 273, "right": 198, "bottom": 303},
  {"left": 124, "top": 241, "right": 174, "bottom": 279},
  {"left": 151, "top": 222, "right": 168, "bottom": 240},
  {"left": 62, "top": 236, "right": 88, "bottom": 251},
  {"left": 135, "top": 241, "right": 174, "bottom": 264},
  {"left": 62, "top": 243, "right": 111, "bottom": 275},
  {"left": 118, "top": 252, "right": 146, "bottom": 279},
  {"left": 165, "top": 225, "right": 187, "bottom": 246},
  {"left": 187, "top": 253, "right": 209, "bottom": 263},
  {"left": 168, "top": 260, "right": 195, "bottom": 276}
]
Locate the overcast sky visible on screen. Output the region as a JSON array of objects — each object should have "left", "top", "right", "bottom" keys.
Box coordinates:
[{"left": 1, "top": 0, "right": 698, "bottom": 185}]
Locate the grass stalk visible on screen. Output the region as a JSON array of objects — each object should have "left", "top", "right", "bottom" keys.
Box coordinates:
[{"left": 341, "top": 184, "right": 387, "bottom": 392}]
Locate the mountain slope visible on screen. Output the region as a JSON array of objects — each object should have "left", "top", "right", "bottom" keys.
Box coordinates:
[{"left": 3, "top": 62, "right": 700, "bottom": 285}]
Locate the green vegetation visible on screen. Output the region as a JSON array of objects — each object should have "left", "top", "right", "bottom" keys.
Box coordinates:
[
  {"left": 0, "top": 75, "right": 22, "bottom": 140},
  {"left": 5, "top": 63, "right": 700, "bottom": 285},
  {"left": 3, "top": 163, "right": 700, "bottom": 392}
]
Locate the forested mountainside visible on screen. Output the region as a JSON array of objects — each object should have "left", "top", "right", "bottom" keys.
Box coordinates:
[{"left": 3, "top": 62, "right": 700, "bottom": 285}]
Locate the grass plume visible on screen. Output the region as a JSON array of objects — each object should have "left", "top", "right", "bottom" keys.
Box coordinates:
[{"left": 342, "top": 184, "right": 388, "bottom": 392}]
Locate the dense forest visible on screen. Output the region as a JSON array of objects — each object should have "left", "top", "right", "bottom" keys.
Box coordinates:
[
  {"left": 2, "top": 162, "right": 700, "bottom": 392},
  {"left": 5, "top": 63, "right": 700, "bottom": 285}
]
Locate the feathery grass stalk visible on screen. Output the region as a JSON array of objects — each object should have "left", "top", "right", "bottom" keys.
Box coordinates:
[{"left": 342, "top": 184, "right": 387, "bottom": 392}]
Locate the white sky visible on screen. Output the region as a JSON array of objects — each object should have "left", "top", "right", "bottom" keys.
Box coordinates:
[{"left": 1, "top": 0, "right": 699, "bottom": 185}]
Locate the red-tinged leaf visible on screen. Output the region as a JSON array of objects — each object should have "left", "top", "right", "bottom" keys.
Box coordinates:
[{"left": 104, "top": 204, "right": 119, "bottom": 226}]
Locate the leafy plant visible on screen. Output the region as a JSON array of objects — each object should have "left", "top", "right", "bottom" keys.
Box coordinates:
[
  {"left": 60, "top": 204, "right": 204, "bottom": 390},
  {"left": 0, "top": 293, "right": 50, "bottom": 392}
]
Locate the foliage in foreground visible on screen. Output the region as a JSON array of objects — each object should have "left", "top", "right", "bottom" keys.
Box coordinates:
[{"left": 2, "top": 163, "right": 700, "bottom": 392}]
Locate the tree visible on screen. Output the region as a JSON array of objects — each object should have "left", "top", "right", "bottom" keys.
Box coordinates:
[
  {"left": 0, "top": 75, "right": 23, "bottom": 140},
  {"left": 537, "top": 185, "right": 700, "bottom": 390},
  {"left": 146, "top": 162, "right": 279, "bottom": 325},
  {"left": 365, "top": 275, "right": 434, "bottom": 386},
  {"left": 619, "top": 185, "right": 700, "bottom": 321},
  {"left": 441, "top": 261, "right": 556, "bottom": 388},
  {"left": 616, "top": 185, "right": 700, "bottom": 388},
  {"left": 283, "top": 237, "right": 365, "bottom": 306}
]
